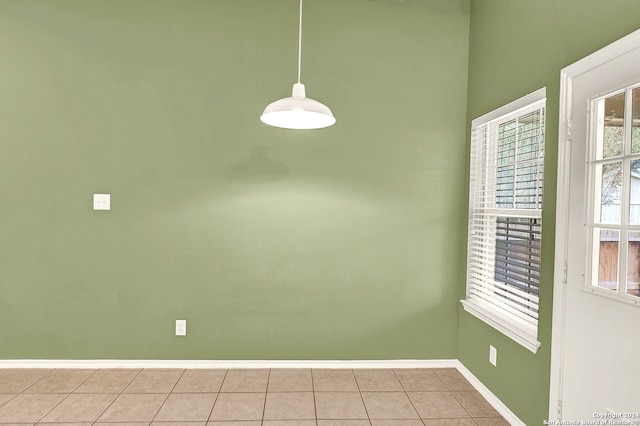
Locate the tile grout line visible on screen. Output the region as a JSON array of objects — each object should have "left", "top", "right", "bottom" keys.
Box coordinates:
[
  {"left": 262, "top": 368, "right": 272, "bottom": 424},
  {"left": 22, "top": 369, "right": 59, "bottom": 424},
  {"left": 21, "top": 368, "right": 54, "bottom": 394},
  {"left": 26, "top": 369, "right": 76, "bottom": 424},
  {"left": 62, "top": 365, "right": 103, "bottom": 423},
  {"left": 91, "top": 367, "right": 143, "bottom": 425},
  {"left": 310, "top": 368, "right": 317, "bottom": 425},
  {"left": 205, "top": 368, "right": 228, "bottom": 423},
  {"left": 148, "top": 368, "right": 187, "bottom": 424},
  {"left": 450, "top": 388, "right": 482, "bottom": 423},
  {"left": 0, "top": 393, "right": 18, "bottom": 411},
  {"left": 0, "top": 369, "right": 33, "bottom": 416},
  {"left": 308, "top": 369, "right": 314, "bottom": 424},
  {"left": 437, "top": 369, "right": 478, "bottom": 423},
  {"left": 74, "top": 367, "right": 100, "bottom": 392},
  {"left": 392, "top": 367, "right": 427, "bottom": 426},
  {"left": 15, "top": 368, "right": 97, "bottom": 425},
  {"left": 352, "top": 369, "right": 372, "bottom": 426}
]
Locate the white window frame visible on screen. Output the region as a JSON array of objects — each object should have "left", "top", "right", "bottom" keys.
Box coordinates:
[{"left": 462, "top": 87, "right": 546, "bottom": 354}]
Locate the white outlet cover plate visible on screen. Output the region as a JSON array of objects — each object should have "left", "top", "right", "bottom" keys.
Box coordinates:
[
  {"left": 175, "top": 320, "right": 187, "bottom": 336},
  {"left": 489, "top": 345, "right": 497, "bottom": 366},
  {"left": 93, "top": 194, "right": 111, "bottom": 210}
]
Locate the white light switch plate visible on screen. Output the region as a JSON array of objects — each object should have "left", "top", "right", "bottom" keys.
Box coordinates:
[
  {"left": 489, "top": 345, "right": 497, "bottom": 366},
  {"left": 175, "top": 320, "right": 187, "bottom": 336},
  {"left": 93, "top": 193, "right": 111, "bottom": 210}
]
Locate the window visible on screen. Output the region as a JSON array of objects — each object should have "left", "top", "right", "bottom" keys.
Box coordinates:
[
  {"left": 462, "top": 88, "right": 546, "bottom": 353},
  {"left": 588, "top": 84, "right": 640, "bottom": 303}
]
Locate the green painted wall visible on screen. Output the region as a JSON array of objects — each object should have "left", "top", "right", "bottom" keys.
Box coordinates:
[
  {"left": 460, "top": 1, "right": 640, "bottom": 424},
  {"left": 0, "top": 0, "right": 470, "bottom": 359}
]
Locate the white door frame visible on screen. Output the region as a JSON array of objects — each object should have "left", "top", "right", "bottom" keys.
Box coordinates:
[{"left": 550, "top": 27, "right": 640, "bottom": 420}]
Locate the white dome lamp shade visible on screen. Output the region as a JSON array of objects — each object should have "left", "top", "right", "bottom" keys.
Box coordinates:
[
  {"left": 261, "top": 83, "right": 335, "bottom": 130},
  {"left": 260, "top": 0, "right": 335, "bottom": 130}
]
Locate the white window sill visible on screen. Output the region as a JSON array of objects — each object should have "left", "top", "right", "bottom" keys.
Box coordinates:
[{"left": 461, "top": 299, "right": 541, "bottom": 354}]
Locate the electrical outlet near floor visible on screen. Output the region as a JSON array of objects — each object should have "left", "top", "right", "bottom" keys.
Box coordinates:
[
  {"left": 489, "top": 345, "right": 497, "bottom": 366},
  {"left": 175, "top": 319, "right": 187, "bottom": 336},
  {"left": 93, "top": 193, "right": 111, "bottom": 210}
]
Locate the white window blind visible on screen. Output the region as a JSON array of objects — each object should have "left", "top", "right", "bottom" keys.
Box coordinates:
[{"left": 462, "top": 89, "right": 545, "bottom": 353}]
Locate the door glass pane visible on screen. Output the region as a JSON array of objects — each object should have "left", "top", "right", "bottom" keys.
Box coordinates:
[
  {"left": 627, "top": 231, "right": 640, "bottom": 298},
  {"left": 593, "top": 228, "right": 619, "bottom": 291},
  {"left": 596, "top": 92, "right": 625, "bottom": 159},
  {"left": 632, "top": 88, "right": 640, "bottom": 154},
  {"left": 596, "top": 161, "right": 622, "bottom": 224},
  {"left": 630, "top": 159, "right": 640, "bottom": 224}
]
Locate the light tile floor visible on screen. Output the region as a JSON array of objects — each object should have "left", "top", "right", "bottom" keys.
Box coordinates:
[{"left": 0, "top": 368, "right": 510, "bottom": 425}]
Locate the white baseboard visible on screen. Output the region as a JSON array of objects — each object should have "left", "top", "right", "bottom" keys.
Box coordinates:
[
  {"left": 0, "top": 358, "right": 523, "bottom": 424},
  {"left": 0, "top": 358, "right": 459, "bottom": 369},
  {"left": 455, "top": 360, "right": 525, "bottom": 426}
]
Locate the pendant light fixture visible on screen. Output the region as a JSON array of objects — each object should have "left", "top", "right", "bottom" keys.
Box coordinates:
[{"left": 260, "top": 0, "right": 336, "bottom": 130}]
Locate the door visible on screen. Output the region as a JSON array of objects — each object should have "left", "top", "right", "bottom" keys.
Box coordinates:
[{"left": 552, "top": 30, "right": 640, "bottom": 420}]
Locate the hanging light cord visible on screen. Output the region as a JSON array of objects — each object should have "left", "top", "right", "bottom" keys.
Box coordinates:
[{"left": 297, "top": 0, "right": 303, "bottom": 84}]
